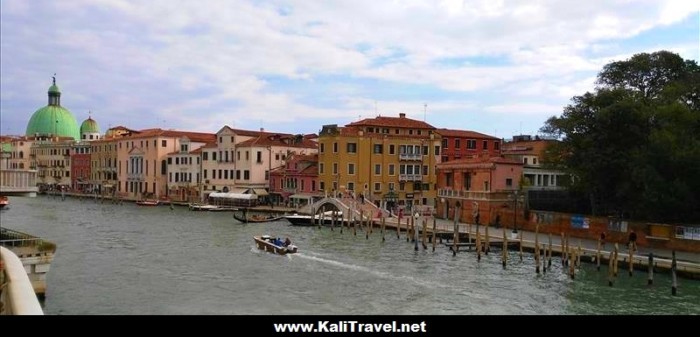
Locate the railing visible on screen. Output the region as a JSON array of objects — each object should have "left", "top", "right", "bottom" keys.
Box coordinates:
[
  {"left": 438, "top": 189, "right": 509, "bottom": 200},
  {"left": 399, "top": 174, "right": 422, "bottom": 182},
  {"left": 399, "top": 153, "right": 422, "bottom": 161},
  {"left": 0, "top": 246, "right": 44, "bottom": 315}
]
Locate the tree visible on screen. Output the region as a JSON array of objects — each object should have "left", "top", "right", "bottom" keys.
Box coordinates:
[{"left": 541, "top": 51, "right": 700, "bottom": 222}]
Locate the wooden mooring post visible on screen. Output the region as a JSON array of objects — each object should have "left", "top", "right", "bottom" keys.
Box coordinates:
[
  {"left": 502, "top": 228, "right": 508, "bottom": 268},
  {"left": 608, "top": 251, "right": 615, "bottom": 287},
  {"left": 671, "top": 251, "right": 678, "bottom": 296},
  {"left": 476, "top": 227, "right": 482, "bottom": 262},
  {"left": 413, "top": 215, "right": 419, "bottom": 252},
  {"left": 422, "top": 219, "right": 428, "bottom": 250},
  {"left": 548, "top": 233, "right": 552, "bottom": 267},
  {"left": 561, "top": 232, "right": 566, "bottom": 266},
  {"left": 535, "top": 224, "right": 540, "bottom": 274},
  {"left": 569, "top": 248, "right": 576, "bottom": 279},
  {"left": 647, "top": 252, "right": 654, "bottom": 286},
  {"left": 452, "top": 214, "right": 458, "bottom": 256},
  {"left": 628, "top": 243, "right": 634, "bottom": 277},
  {"left": 596, "top": 237, "right": 602, "bottom": 271},
  {"left": 484, "top": 223, "right": 490, "bottom": 255},
  {"left": 381, "top": 216, "right": 385, "bottom": 242},
  {"left": 431, "top": 217, "right": 437, "bottom": 252},
  {"left": 613, "top": 243, "right": 619, "bottom": 277},
  {"left": 519, "top": 231, "right": 523, "bottom": 261}
]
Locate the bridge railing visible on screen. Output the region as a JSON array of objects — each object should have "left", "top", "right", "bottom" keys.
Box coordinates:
[{"left": 0, "top": 246, "right": 44, "bottom": 315}]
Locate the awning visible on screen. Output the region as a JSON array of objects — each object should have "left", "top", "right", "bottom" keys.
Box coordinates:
[
  {"left": 253, "top": 188, "right": 269, "bottom": 196},
  {"left": 289, "top": 194, "right": 315, "bottom": 200},
  {"left": 208, "top": 192, "right": 257, "bottom": 200}
]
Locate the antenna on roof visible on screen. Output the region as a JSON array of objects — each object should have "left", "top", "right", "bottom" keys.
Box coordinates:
[{"left": 423, "top": 103, "right": 427, "bottom": 122}]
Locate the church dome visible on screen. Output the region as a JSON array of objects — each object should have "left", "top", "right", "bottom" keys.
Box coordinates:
[
  {"left": 25, "top": 77, "right": 80, "bottom": 140},
  {"left": 80, "top": 117, "right": 100, "bottom": 134}
]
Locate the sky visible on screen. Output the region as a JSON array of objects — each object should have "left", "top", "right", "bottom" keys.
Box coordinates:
[{"left": 1, "top": 0, "right": 698, "bottom": 139}]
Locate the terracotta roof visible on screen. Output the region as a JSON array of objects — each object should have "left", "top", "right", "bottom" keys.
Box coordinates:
[
  {"left": 120, "top": 128, "right": 216, "bottom": 143},
  {"left": 218, "top": 125, "right": 292, "bottom": 138},
  {"left": 298, "top": 165, "right": 318, "bottom": 175},
  {"left": 347, "top": 115, "right": 435, "bottom": 129},
  {"left": 501, "top": 139, "right": 555, "bottom": 156},
  {"left": 201, "top": 142, "right": 218, "bottom": 149},
  {"left": 436, "top": 129, "right": 498, "bottom": 140},
  {"left": 236, "top": 134, "right": 318, "bottom": 149}
]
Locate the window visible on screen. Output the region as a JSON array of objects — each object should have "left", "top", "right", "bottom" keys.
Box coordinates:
[
  {"left": 494, "top": 141, "right": 500, "bottom": 150},
  {"left": 320, "top": 181, "right": 325, "bottom": 191},
  {"left": 275, "top": 154, "right": 280, "bottom": 160},
  {"left": 423, "top": 165, "right": 428, "bottom": 176},
  {"left": 483, "top": 140, "right": 488, "bottom": 150},
  {"left": 175, "top": 157, "right": 179, "bottom": 165},
  {"left": 161, "top": 140, "right": 167, "bottom": 147},
  {"left": 346, "top": 143, "right": 357, "bottom": 153},
  {"left": 204, "top": 169, "right": 208, "bottom": 179},
  {"left": 533, "top": 158, "right": 538, "bottom": 165},
  {"left": 319, "top": 163, "right": 324, "bottom": 174},
  {"left": 236, "top": 170, "right": 241, "bottom": 179},
  {"left": 161, "top": 160, "right": 167, "bottom": 174},
  {"left": 212, "top": 152, "right": 217, "bottom": 161},
  {"left": 348, "top": 182, "right": 355, "bottom": 191},
  {"left": 245, "top": 151, "right": 249, "bottom": 160},
  {"left": 219, "top": 137, "right": 222, "bottom": 143},
  {"left": 374, "top": 164, "right": 381, "bottom": 175},
  {"left": 441, "top": 139, "right": 448, "bottom": 149},
  {"left": 446, "top": 173, "right": 453, "bottom": 187},
  {"left": 464, "top": 173, "right": 472, "bottom": 190},
  {"left": 348, "top": 163, "right": 355, "bottom": 175},
  {"left": 389, "top": 182, "right": 395, "bottom": 191},
  {"left": 399, "top": 182, "right": 405, "bottom": 191},
  {"left": 506, "top": 178, "right": 513, "bottom": 187},
  {"left": 224, "top": 170, "right": 229, "bottom": 179},
  {"left": 374, "top": 182, "right": 381, "bottom": 191},
  {"left": 422, "top": 183, "right": 429, "bottom": 191},
  {"left": 203, "top": 152, "right": 208, "bottom": 161},
  {"left": 244, "top": 170, "right": 250, "bottom": 180},
  {"left": 467, "top": 139, "right": 477, "bottom": 149},
  {"left": 434, "top": 146, "right": 440, "bottom": 155},
  {"left": 312, "top": 180, "right": 316, "bottom": 191},
  {"left": 333, "top": 163, "right": 338, "bottom": 175},
  {"left": 256, "top": 151, "right": 262, "bottom": 163},
  {"left": 265, "top": 170, "right": 269, "bottom": 181},
  {"left": 333, "top": 142, "right": 338, "bottom": 153},
  {"left": 454, "top": 139, "right": 461, "bottom": 149},
  {"left": 320, "top": 143, "right": 325, "bottom": 153},
  {"left": 524, "top": 158, "right": 528, "bottom": 165},
  {"left": 389, "top": 144, "right": 395, "bottom": 155},
  {"left": 408, "top": 130, "right": 413, "bottom": 135},
  {"left": 373, "top": 144, "right": 383, "bottom": 154},
  {"left": 388, "top": 164, "right": 395, "bottom": 175}
]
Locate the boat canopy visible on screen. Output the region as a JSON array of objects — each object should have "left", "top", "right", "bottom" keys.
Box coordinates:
[
  {"left": 208, "top": 192, "right": 257, "bottom": 200},
  {"left": 252, "top": 189, "right": 269, "bottom": 196}
]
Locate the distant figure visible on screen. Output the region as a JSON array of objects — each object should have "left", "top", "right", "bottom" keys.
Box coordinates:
[
  {"left": 284, "top": 237, "right": 291, "bottom": 247},
  {"left": 495, "top": 214, "right": 501, "bottom": 228},
  {"left": 360, "top": 193, "right": 365, "bottom": 204},
  {"left": 628, "top": 230, "right": 637, "bottom": 251},
  {"left": 600, "top": 231, "right": 606, "bottom": 249}
]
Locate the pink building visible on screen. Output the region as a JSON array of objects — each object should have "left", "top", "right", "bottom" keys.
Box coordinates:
[
  {"left": 270, "top": 154, "right": 320, "bottom": 207},
  {"left": 436, "top": 156, "right": 523, "bottom": 225}
]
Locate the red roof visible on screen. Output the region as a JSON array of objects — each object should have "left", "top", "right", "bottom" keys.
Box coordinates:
[
  {"left": 236, "top": 134, "right": 318, "bottom": 149},
  {"left": 435, "top": 129, "right": 498, "bottom": 140},
  {"left": 347, "top": 115, "right": 435, "bottom": 129},
  {"left": 437, "top": 156, "right": 522, "bottom": 169},
  {"left": 120, "top": 128, "right": 216, "bottom": 143}
]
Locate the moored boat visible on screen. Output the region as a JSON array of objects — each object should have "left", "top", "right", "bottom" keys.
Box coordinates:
[
  {"left": 253, "top": 235, "right": 298, "bottom": 255},
  {"left": 0, "top": 196, "right": 9, "bottom": 209},
  {"left": 136, "top": 199, "right": 160, "bottom": 206},
  {"left": 234, "top": 211, "right": 284, "bottom": 223}
]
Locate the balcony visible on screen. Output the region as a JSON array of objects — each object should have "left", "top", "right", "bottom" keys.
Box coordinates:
[
  {"left": 399, "top": 174, "right": 422, "bottom": 182},
  {"left": 399, "top": 153, "right": 422, "bottom": 161}
]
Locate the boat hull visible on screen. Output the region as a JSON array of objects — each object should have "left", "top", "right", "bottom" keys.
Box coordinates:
[{"left": 253, "top": 236, "right": 297, "bottom": 255}]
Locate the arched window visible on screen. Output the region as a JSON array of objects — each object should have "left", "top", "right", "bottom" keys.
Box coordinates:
[
  {"left": 19, "top": 151, "right": 24, "bottom": 159},
  {"left": 82, "top": 134, "right": 86, "bottom": 139},
  {"left": 19, "top": 163, "right": 24, "bottom": 169}
]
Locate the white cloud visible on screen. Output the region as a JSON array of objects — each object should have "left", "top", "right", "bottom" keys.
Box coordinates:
[{"left": 0, "top": 0, "right": 697, "bottom": 137}]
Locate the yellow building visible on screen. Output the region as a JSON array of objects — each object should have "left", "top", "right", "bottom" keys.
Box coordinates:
[{"left": 318, "top": 113, "right": 441, "bottom": 212}]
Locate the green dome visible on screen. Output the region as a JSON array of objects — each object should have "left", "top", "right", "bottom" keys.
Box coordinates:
[
  {"left": 80, "top": 117, "right": 100, "bottom": 134},
  {"left": 25, "top": 105, "right": 80, "bottom": 140},
  {"left": 48, "top": 84, "right": 60, "bottom": 94}
]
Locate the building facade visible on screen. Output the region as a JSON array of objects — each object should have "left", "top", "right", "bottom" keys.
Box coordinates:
[
  {"left": 436, "top": 129, "right": 501, "bottom": 162},
  {"left": 318, "top": 113, "right": 441, "bottom": 212},
  {"left": 501, "top": 135, "right": 568, "bottom": 190},
  {"left": 270, "top": 154, "right": 320, "bottom": 207}
]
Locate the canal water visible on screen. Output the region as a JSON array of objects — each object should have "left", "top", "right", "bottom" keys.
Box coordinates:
[{"left": 2, "top": 196, "right": 699, "bottom": 315}]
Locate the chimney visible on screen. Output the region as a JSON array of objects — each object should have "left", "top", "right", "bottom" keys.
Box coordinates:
[
  {"left": 260, "top": 128, "right": 264, "bottom": 132},
  {"left": 399, "top": 113, "right": 406, "bottom": 118}
]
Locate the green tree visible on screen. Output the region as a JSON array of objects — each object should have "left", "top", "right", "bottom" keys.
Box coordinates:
[{"left": 541, "top": 51, "right": 700, "bottom": 222}]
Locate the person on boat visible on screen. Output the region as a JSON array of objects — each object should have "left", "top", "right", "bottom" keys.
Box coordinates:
[{"left": 284, "top": 237, "right": 291, "bottom": 247}]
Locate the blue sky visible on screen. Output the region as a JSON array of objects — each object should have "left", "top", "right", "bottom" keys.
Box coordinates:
[{"left": 1, "top": 0, "right": 697, "bottom": 139}]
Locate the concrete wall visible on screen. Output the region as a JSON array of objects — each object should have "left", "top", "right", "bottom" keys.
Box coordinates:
[{"left": 0, "top": 247, "right": 43, "bottom": 315}]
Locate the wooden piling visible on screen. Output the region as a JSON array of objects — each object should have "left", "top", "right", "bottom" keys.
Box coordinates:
[
  {"left": 596, "top": 237, "right": 601, "bottom": 271},
  {"left": 628, "top": 243, "right": 634, "bottom": 277},
  {"left": 671, "top": 250, "right": 677, "bottom": 296},
  {"left": 422, "top": 219, "right": 428, "bottom": 250},
  {"left": 413, "top": 216, "right": 419, "bottom": 252},
  {"left": 647, "top": 253, "right": 654, "bottom": 286},
  {"left": 484, "top": 223, "right": 490, "bottom": 255},
  {"left": 352, "top": 216, "right": 357, "bottom": 236},
  {"left": 396, "top": 215, "right": 400, "bottom": 239},
  {"left": 560, "top": 232, "right": 566, "bottom": 266},
  {"left": 569, "top": 248, "right": 575, "bottom": 279},
  {"left": 535, "top": 243, "right": 540, "bottom": 274},
  {"left": 407, "top": 216, "right": 412, "bottom": 242},
  {"left": 452, "top": 213, "right": 458, "bottom": 256},
  {"left": 613, "top": 243, "right": 619, "bottom": 277},
  {"left": 548, "top": 233, "right": 552, "bottom": 267},
  {"left": 608, "top": 251, "right": 615, "bottom": 287},
  {"left": 381, "top": 216, "right": 386, "bottom": 242},
  {"left": 502, "top": 228, "right": 507, "bottom": 268},
  {"left": 476, "top": 226, "right": 481, "bottom": 262},
  {"left": 431, "top": 218, "right": 437, "bottom": 252},
  {"left": 518, "top": 230, "right": 523, "bottom": 261}
]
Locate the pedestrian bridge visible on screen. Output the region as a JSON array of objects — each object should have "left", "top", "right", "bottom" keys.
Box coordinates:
[
  {"left": 299, "top": 197, "right": 390, "bottom": 220},
  {"left": 0, "top": 246, "right": 44, "bottom": 315},
  {"left": 0, "top": 170, "right": 38, "bottom": 197}
]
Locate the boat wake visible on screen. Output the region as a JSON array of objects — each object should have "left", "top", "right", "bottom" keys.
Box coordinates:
[{"left": 294, "top": 252, "right": 444, "bottom": 289}]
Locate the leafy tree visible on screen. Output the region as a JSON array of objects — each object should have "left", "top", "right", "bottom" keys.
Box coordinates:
[{"left": 541, "top": 51, "right": 700, "bottom": 222}]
